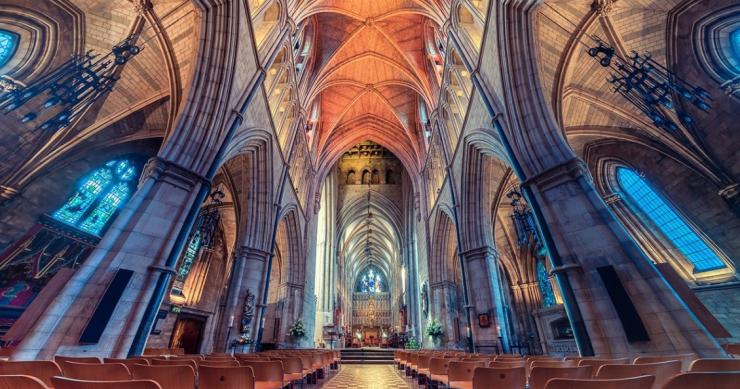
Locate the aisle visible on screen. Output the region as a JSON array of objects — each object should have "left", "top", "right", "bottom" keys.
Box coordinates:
[{"left": 319, "top": 364, "right": 411, "bottom": 389}]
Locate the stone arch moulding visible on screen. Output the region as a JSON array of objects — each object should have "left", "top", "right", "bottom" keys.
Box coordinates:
[
  {"left": 691, "top": 3, "right": 740, "bottom": 96},
  {"left": 594, "top": 157, "right": 736, "bottom": 283}
]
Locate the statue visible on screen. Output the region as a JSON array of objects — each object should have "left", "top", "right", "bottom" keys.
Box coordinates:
[{"left": 240, "top": 289, "right": 256, "bottom": 334}]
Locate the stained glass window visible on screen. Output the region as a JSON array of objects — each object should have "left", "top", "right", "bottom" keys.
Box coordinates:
[
  {"left": 356, "top": 267, "right": 384, "bottom": 293},
  {"left": 732, "top": 29, "right": 740, "bottom": 70},
  {"left": 537, "top": 260, "right": 556, "bottom": 307},
  {"left": 616, "top": 167, "right": 726, "bottom": 272},
  {"left": 0, "top": 30, "right": 18, "bottom": 68},
  {"left": 53, "top": 159, "right": 138, "bottom": 235}
]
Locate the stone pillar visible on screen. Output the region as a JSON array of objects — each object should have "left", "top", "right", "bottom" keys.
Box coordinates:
[
  {"left": 523, "top": 158, "right": 725, "bottom": 357},
  {"left": 461, "top": 247, "right": 510, "bottom": 352},
  {"left": 430, "top": 281, "right": 460, "bottom": 349},
  {"left": 12, "top": 158, "right": 207, "bottom": 360},
  {"left": 215, "top": 246, "right": 270, "bottom": 352}
]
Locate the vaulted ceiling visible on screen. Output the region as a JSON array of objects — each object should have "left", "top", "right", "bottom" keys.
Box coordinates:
[{"left": 297, "top": 0, "right": 448, "bottom": 173}]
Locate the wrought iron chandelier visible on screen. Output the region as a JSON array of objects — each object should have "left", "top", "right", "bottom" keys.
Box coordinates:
[
  {"left": 506, "top": 187, "right": 540, "bottom": 248},
  {"left": 0, "top": 34, "right": 141, "bottom": 132},
  {"left": 587, "top": 40, "right": 712, "bottom": 133},
  {"left": 196, "top": 187, "right": 225, "bottom": 249}
]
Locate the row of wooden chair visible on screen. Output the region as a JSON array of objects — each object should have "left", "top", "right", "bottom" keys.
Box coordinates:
[
  {"left": 0, "top": 349, "right": 339, "bottom": 389},
  {"left": 395, "top": 350, "right": 740, "bottom": 389}
]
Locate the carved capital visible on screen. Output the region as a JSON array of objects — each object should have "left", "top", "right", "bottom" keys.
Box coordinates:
[
  {"left": 140, "top": 157, "right": 210, "bottom": 192},
  {"left": 592, "top": 0, "right": 616, "bottom": 16},
  {"left": 460, "top": 246, "right": 498, "bottom": 262},
  {"left": 129, "top": 0, "right": 153, "bottom": 15},
  {"left": 603, "top": 192, "right": 622, "bottom": 205},
  {"left": 719, "top": 183, "right": 739, "bottom": 200},
  {"left": 522, "top": 158, "right": 592, "bottom": 192},
  {"left": 233, "top": 246, "right": 271, "bottom": 262}
]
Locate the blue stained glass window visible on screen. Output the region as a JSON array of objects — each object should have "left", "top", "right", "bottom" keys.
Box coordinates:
[
  {"left": 356, "top": 267, "right": 385, "bottom": 293},
  {"left": 0, "top": 30, "right": 18, "bottom": 68},
  {"left": 177, "top": 231, "right": 201, "bottom": 283},
  {"left": 616, "top": 167, "right": 726, "bottom": 272},
  {"left": 537, "top": 260, "right": 556, "bottom": 307},
  {"left": 53, "top": 159, "right": 138, "bottom": 236},
  {"left": 731, "top": 29, "right": 740, "bottom": 70}
]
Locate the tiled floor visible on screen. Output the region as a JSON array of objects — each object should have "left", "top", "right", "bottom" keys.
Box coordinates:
[{"left": 319, "top": 364, "right": 411, "bottom": 389}]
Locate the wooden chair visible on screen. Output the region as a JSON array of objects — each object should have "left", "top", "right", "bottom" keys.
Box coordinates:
[
  {"left": 150, "top": 358, "right": 198, "bottom": 371},
  {"left": 239, "top": 360, "right": 284, "bottom": 389},
  {"left": 490, "top": 360, "right": 526, "bottom": 368},
  {"left": 54, "top": 355, "right": 102, "bottom": 365},
  {"left": 529, "top": 366, "right": 593, "bottom": 389},
  {"left": 130, "top": 364, "right": 195, "bottom": 389},
  {"left": 0, "top": 375, "right": 49, "bottom": 389},
  {"left": 578, "top": 358, "right": 629, "bottom": 375},
  {"left": 61, "top": 361, "right": 131, "bottom": 381},
  {"left": 472, "top": 367, "right": 526, "bottom": 389},
  {"left": 429, "top": 357, "right": 456, "bottom": 385},
  {"left": 199, "top": 360, "right": 240, "bottom": 367},
  {"left": 633, "top": 354, "right": 696, "bottom": 371},
  {"left": 198, "top": 366, "right": 255, "bottom": 389},
  {"left": 51, "top": 377, "right": 161, "bottom": 389},
  {"left": 530, "top": 360, "right": 578, "bottom": 370},
  {"left": 544, "top": 375, "right": 655, "bottom": 389},
  {"left": 0, "top": 360, "right": 62, "bottom": 386},
  {"left": 689, "top": 358, "right": 740, "bottom": 372},
  {"left": 448, "top": 361, "right": 487, "bottom": 389},
  {"left": 103, "top": 358, "right": 150, "bottom": 368},
  {"left": 662, "top": 372, "right": 740, "bottom": 389},
  {"left": 275, "top": 357, "right": 305, "bottom": 386},
  {"left": 723, "top": 343, "right": 740, "bottom": 357},
  {"left": 596, "top": 360, "right": 681, "bottom": 389}
]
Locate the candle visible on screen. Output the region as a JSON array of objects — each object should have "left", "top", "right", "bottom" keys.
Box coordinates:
[{"left": 229, "top": 315, "right": 234, "bottom": 327}]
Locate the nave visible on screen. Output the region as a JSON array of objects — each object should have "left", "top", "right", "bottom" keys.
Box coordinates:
[{"left": 1, "top": 0, "right": 740, "bottom": 388}]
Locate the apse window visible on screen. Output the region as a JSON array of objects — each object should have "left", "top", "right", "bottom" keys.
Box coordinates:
[
  {"left": 732, "top": 29, "right": 740, "bottom": 68},
  {"left": 0, "top": 29, "right": 19, "bottom": 68},
  {"left": 616, "top": 167, "right": 726, "bottom": 272},
  {"left": 53, "top": 159, "right": 139, "bottom": 235}
]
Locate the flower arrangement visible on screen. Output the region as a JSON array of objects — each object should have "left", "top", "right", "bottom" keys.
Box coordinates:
[
  {"left": 288, "top": 318, "right": 307, "bottom": 339},
  {"left": 230, "top": 334, "right": 252, "bottom": 349},
  {"left": 405, "top": 337, "right": 421, "bottom": 350},
  {"left": 425, "top": 319, "right": 443, "bottom": 338}
]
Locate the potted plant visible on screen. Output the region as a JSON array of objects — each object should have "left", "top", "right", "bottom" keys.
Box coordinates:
[
  {"left": 288, "top": 318, "right": 307, "bottom": 340},
  {"left": 425, "top": 319, "right": 444, "bottom": 347}
]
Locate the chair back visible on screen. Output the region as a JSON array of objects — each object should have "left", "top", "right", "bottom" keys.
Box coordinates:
[
  {"left": 633, "top": 354, "right": 696, "bottom": 371},
  {"left": 689, "top": 358, "right": 740, "bottom": 372},
  {"left": 130, "top": 363, "right": 195, "bottom": 389},
  {"left": 529, "top": 366, "right": 593, "bottom": 389},
  {"left": 103, "top": 358, "right": 150, "bottom": 368},
  {"left": 52, "top": 377, "right": 161, "bottom": 388},
  {"left": 0, "top": 360, "right": 62, "bottom": 386},
  {"left": 199, "top": 360, "right": 240, "bottom": 367},
  {"left": 448, "top": 361, "right": 486, "bottom": 382},
  {"left": 429, "top": 357, "right": 455, "bottom": 375},
  {"left": 490, "top": 360, "right": 526, "bottom": 368},
  {"left": 198, "top": 366, "right": 255, "bottom": 389},
  {"left": 0, "top": 375, "right": 49, "bottom": 389},
  {"left": 417, "top": 355, "right": 432, "bottom": 370},
  {"left": 151, "top": 358, "right": 198, "bottom": 371},
  {"left": 545, "top": 375, "right": 655, "bottom": 389},
  {"left": 723, "top": 343, "right": 740, "bottom": 357},
  {"left": 240, "top": 360, "right": 283, "bottom": 383},
  {"left": 278, "top": 357, "right": 303, "bottom": 375},
  {"left": 578, "top": 358, "right": 629, "bottom": 374},
  {"left": 61, "top": 361, "right": 131, "bottom": 381},
  {"left": 597, "top": 360, "right": 681, "bottom": 389},
  {"left": 530, "top": 360, "right": 578, "bottom": 369},
  {"left": 473, "top": 367, "right": 526, "bottom": 389},
  {"left": 662, "top": 372, "right": 740, "bottom": 389}
]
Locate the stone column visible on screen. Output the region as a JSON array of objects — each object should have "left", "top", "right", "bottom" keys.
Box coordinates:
[
  {"left": 522, "top": 158, "right": 725, "bottom": 357},
  {"left": 215, "top": 246, "right": 270, "bottom": 352},
  {"left": 461, "top": 246, "right": 510, "bottom": 352},
  {"left": 12, "top": 158, "right": 207, "bottom": 360}
]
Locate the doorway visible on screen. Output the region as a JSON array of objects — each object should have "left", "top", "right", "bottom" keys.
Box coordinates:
[{"left": 170, "top": 314, "right": 206, "bottom": 354}]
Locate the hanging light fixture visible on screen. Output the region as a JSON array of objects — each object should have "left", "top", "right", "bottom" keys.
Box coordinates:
[
  {"left": 587, "top": 40, "right": 712, "bottom": 133},
  {"left": 0, "top": 34, "right": 142, "bottom": 132},
  {"left": 506, "top": 187, "right": 540, "bottom": 248}
]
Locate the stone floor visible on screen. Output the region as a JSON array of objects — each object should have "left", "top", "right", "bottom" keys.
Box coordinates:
[{"left": 319, "top": 364, "right": 411, "bottom": 389}]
